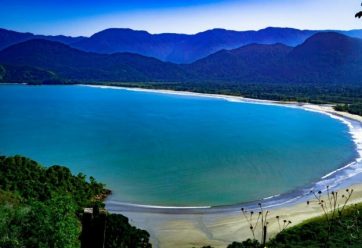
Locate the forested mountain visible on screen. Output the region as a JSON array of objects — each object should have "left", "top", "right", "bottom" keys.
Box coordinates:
[
  {"left": 2, "top": 27, "right": 362, "bottom": 63},
  {"left": 1, "top": 32, "right": 361, "bottom": 85},
  {"left": 0, "top": 39, "right": 187, "bottom": 83},
  {"left": 0, "top": 28, "right": 85, "bottom": 51},
  {"left": 0, "top": 155, "right": 151, "bottom": 248},
  {"left": 71, "top": 27, "right": 316, "bottom": 63},
  {"left": 187, "top": 43, "right": 293, "bottom": 83},
  {"left": 188, "top": 32, "right": 362, "bottom": 84},
  {"left": 68, "top": 27, "right": 362, "bottom": 63}
]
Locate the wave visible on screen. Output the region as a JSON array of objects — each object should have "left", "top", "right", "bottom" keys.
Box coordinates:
[
  {"left": 83, "top": 84, "right": 362, "bottom": 213},
  {"left": 106, "top": 200, "right": 211, "bottom": 209}
]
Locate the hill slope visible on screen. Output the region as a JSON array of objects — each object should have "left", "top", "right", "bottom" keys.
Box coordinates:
[
  {"left": 3, "top": 27, "right": 362, "bottom": 64},
  {"left": 188, "top": 32, "right": 362, "bottom": 84},
  {"left": 68, "top": 27, "right": 362, "bottom": 63},
  {"left": 0, "top": 39, "right": 187, "bottom": 82},
  {"left": 0, "top": 28, "right": 85, "bottom": 51},
  {"left": 71, "top": 27, "right": 316, "bottom": 63},
  {"left": 1, "top": 32, "right": 362, "bottom": 85}
]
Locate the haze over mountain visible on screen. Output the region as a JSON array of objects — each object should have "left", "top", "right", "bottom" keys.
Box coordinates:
[
  {"left": 1, "top": 32, "right": 362, "bottom": 85},
  {"left": 189, "top": 32, "right": 362, "bottom": 84},
  {"left": 0, "top": 39, "right": 186, "bottom": 83},
  {"left": 70, "top": 27, "right": 317, "bottom": 63},
  {"left": 62, "top": 27, "right": 362, "bottom": 63},
  {"left": 2, "top": 27, "right": 362, "bottom": 63},
  {"left": 0, "top": 28, "right": 85, "bottom": 51}
]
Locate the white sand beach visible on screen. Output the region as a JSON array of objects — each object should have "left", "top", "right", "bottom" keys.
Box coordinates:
[{"left": 119, "top": 184, "right": 362, "bottom": 248}]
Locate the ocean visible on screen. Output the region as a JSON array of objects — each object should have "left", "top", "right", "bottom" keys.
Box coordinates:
[{"left": 0, "top": 84, "right": 357, "bottom": 207}]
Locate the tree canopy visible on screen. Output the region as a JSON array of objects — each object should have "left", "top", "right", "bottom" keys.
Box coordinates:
[{"left": 0, "top": 155, "right": 152, "bottom": 248}]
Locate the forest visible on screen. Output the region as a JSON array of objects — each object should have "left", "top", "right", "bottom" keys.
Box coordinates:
[{"left": 0, "top": 155, "right": 151, "bottom": 248}]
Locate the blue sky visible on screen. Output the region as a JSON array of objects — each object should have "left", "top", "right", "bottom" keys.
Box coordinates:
[{"left": 1, "top": 0, "right": 361, "bottom": 36}]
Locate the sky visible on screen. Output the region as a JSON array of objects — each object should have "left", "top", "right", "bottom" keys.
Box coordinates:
[{"left": 1, "top": 0, "right": 362, "bottom": 36}]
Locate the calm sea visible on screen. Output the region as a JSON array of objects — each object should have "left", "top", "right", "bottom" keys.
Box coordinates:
[{"left": 0, "top": 85, "right": 357, "bottom": 206}]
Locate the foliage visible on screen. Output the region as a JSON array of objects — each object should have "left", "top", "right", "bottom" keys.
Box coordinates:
[
  {"left": 104, "top": 81, "right": 362, "bottom": 117},
  {"left": 240, "top": 203, "right": 291, "bottom": 247},
  {"left": 21, "top": 195, "right": 81, "bottom": 248},
  {"left": 268, "top": 203, "right": 362, "bottom": 247},
  {"left": 0, "top": 64, "right": 58, "bottom": 84},
  {"left": 0, "top": 155, "right": 152, "bottom": 248},
  {"left": 221, "top": 187, "right": 360, "bottom": 248},
  {"left": 356, "top": 2, "right": 362, "bottom": 19},
  {"left": 241, "top": 204, "right": 268, "bottom": 245},
  {"left": 0, "top": 194, "right": 80, "bottom": 248},
  {"left": 0, "top": 198, "right": 27, "bottom": 248},
  {"left": 303, "top": 187, "right": 355, "bottom": 247},
  {"left": 267, "top": 188, "right": 361, "bottom": 248},
  {"left": 240, "top": 203, "right": 292, "bottom": 247},
  {"left": 104, "top": 213, "right": 151, "bottom": 248},
  {"left": 3, "top": 31, "right": 362, "bottom": 116},
  {"left": 220, "top": 202, "right": 362, "bottom": 248},
  {"left": 0, "top": 64, "right": 5, "bottom": 80},
  {"left": 0, "top": 155, "right": 107, "bottom": 208},
  {"left": 335, "top": 103, "right": 362, "bottom": 116},
  {"left": 227, "top": 240, "right": 261, "bottom": 248},
  {"left": 1, "top": 32, "right": 362, "bottom": 85}
]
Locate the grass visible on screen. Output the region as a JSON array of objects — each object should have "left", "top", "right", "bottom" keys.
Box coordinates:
[{"left": 267, "top": 203, "right": 361, "bottom": 247}]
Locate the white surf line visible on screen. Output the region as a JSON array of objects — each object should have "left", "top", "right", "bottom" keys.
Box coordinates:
[
  {"left": 82, "top": 84, "right": 362, "bottom": 208},
  {"left": 301, "top": 105, "right": 362, "bottom": 181},
  {"left": 263, "top": 194, "right": 281, "bottom": 200},
  {"left": 82, "top": 84, "right": 282, "bottom": 105},
  {"left": 106, "top": 201, "right": 211, "bottom": 209}
]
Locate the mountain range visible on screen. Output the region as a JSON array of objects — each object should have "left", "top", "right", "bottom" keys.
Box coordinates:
[
  {"left": 1, "top": 31, "right": 362, "bottom": 85},
  {"left": 0, "top": 28, "right": 85, "bottom": 51},
  {"left": 0, "top": 39, "right": 186, "bottom": 83},
  {"left": 187, "top": 32, "right": 362, "bottom": 84},
  {"left": 2, "top": 27, "right": 362, "bottom": 63}
]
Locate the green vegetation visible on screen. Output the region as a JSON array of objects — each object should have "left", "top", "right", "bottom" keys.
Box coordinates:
[
  {"left": 223, "top": 187, "right": 361, "bottom": 248},
  {"left": 104, "top": 213, "right": 151, "bottom": 248},
  {"left": 335, "top": 103, "right": 362, "bottom": 116},
  {"left": 268, "top": 203, "right": 362, "bottom": 247},
  {"left": 0, "top": 155, "right": 152, "bottom": 248},
  {"left": 0, "top": 156, "right": 107, "bottom": 206},
  {"left": 0, "top": 194, "right": 81, "bottom": 248},
  {"left": 0, "top": 64, "right": 5, "bottom": 80},
  {"left": 0, "top": 64, "right": 60, "bottom": 84},
  {"left": 96, "top": 81, "right": 362, "bottom": 116},
  {"left": 220, "top": 203, "right": 362, "bottom": 248},
  {"left": 2, "top": 32, "right": 362, "bottom": 116},
  {"left": 100, "top": 82, "right": 362, "bottom": 103}
]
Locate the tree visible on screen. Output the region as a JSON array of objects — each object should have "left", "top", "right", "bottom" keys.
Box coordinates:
[
  {"left": 0, "top": 156, "right": 151, "bottom": 248},
  {"left": 104, "top": 214, "right": 152, "bottom": 248},
  {"left": 356, "top": 2, "right": 362, "bottom": 18},
  {"left": 0, "top": 204, "right": 26, "bottom": 248},
  {"left": 22, "top": 195, "right": 81, "bottom": 248}
]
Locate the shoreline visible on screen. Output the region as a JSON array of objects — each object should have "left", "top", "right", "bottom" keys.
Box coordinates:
[
  {"left": 81, "top": 85, "right": 362, "bottom": 209},
  {"left": 116, "top": 184, "right": 362, "bottom": 248},
  {"left": 83, "top": 84, "right": 362, "bottom": 247},
  {"left": 4, "top": 83, "right": 362, "bottom": 247}
]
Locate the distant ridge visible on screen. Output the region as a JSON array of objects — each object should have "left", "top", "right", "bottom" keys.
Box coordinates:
[
  {"left": 1, "top": 32, "right": 362, "bottom": 85},
  {"left": 0, "top": 28, "right": 85, "bottom": 51},
  {"left": 70, "top": 27, "right": 318, "bottom": 63},
  {"left": 0, "top": 39, "right": 188, "bottom": 83},
  {"left": 2, "top": 27, "right": 362, "bottom": 63},
  {"left": 189, "top": 32, "right": 362, "bottom": 84}
]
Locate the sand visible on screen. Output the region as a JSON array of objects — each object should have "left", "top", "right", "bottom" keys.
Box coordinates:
[
  {"left": 87, "top": 85, "right": 362, "bottom": 248},
  {"left": 119, "top": 184, "right": 362, "bottom": 248}
]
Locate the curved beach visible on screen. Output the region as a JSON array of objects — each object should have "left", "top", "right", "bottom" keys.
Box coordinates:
[{"left": 86, "top": 85, "right": 362, "bottom": 247}]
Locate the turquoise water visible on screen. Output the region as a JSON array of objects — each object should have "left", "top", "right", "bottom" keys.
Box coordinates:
[{"left": 0, "top": 85, "right": 357, "bottom": 206}]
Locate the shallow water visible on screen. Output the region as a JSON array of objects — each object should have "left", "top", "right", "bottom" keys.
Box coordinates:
[{"left": 0, "top": 84, "right": 357, "bottom": 206}]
